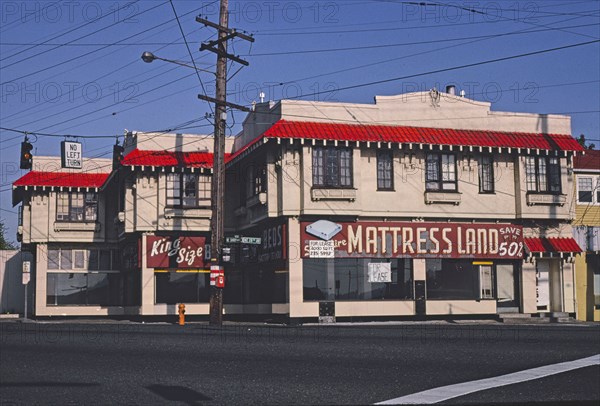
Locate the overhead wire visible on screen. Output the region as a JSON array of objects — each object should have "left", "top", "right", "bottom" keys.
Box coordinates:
[
  {"left": 0, "top": 0, "right": 147, "bottom": 64},
  {"left": 1, "top": 27, "right": 213, "bottom": 125},
  {"left": 0, "top": 2, "right": 201, "bottom": 86},
  {"left": 169, "top": 0, "right": 213, "bottom": 114}
]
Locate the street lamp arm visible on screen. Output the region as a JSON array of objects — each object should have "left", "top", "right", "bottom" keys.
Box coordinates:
[{"left": 141, "top": 52, "right": 216, "bottom": 76}]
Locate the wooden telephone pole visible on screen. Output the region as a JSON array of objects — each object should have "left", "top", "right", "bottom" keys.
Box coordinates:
[{"left": 196, "top": 0, "right": 253, "bottom": 326}]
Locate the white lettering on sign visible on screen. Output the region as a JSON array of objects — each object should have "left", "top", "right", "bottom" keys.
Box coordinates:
[
  {"left": 309, "top": 240, "right": 334, "bottom": 258},
  {"left": 149, "top": 237, "right": 203, "bottom": 266},
  {"left": 368, "top": 262, "right": 392, "bottom": 283},
  {"left": 303, "top": 221, "right": 524, "bottom": 259}
]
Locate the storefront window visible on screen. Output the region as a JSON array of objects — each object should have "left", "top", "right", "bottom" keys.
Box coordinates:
[
  {"left": 46, "top": 272, "right": 123, "bottom": 306},
  {"left": 426, "top": 259, "right": 480, "bottom": 300},
  {"left": 155, "top": 272, "right": 210, "bottom": 304},
  {"left": 48, "top": 248, "right": 115, "bottom": 270},
  {"left": 303, "top": 258, "right": 413, "bottom": 301}
]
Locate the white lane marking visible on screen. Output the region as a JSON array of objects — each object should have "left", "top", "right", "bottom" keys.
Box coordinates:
[{"left": 375, "top": 354, "right": 600, "bottom": 405}]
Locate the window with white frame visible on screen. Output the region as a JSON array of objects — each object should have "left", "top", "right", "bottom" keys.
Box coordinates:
[
  {"left": 577, "top": 176, "right": 600, "bottom": 204},
  {"left": 525, "top": 156, "right": 562, "bottom": 193},
  {"left": 312, "top": 146, "right": 353, "bottom": 188},
  {"left": 426, "top": 153, "right": 457, "bottom": 192},
  {"left": 47, "top": 248, "right": 114, "bottom": 270},
  {"left": 56, "top": 192, "right": 97, "bottom": 222},
  {"left": 166, "top": 173, "right": 211, "bottom": 208}
]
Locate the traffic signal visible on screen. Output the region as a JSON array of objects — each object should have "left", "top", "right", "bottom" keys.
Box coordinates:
[
  {"left": 113, "top": 143, "right": 124, "bottom": 169},
  {"left": 221, "top": 246, "right": 234, "bottom": 263},
  {"left": 20, "top": 139, "right": 33, "bottom": 169}
]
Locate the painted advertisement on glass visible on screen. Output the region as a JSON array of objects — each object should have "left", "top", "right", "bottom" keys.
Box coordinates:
[
  {"left": 146, "top": 236, "right": 207, "bottom": 268},
  {"left": 301, "top": 221, "right": 524, "bottom": 259}
]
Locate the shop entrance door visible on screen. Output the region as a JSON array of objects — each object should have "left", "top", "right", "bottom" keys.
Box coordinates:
[
  {"left": 536, "top": 260, "right": 550, "bottom": 312},
  {"left": 496, "top": 264, "right": 519, "bottom": 312}
]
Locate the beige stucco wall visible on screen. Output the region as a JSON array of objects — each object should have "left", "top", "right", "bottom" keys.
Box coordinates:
[{"left": 20, "top": 157, "right": 116, "bottom": 245}]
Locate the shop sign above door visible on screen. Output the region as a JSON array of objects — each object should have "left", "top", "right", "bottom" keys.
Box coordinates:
[
  {"left": 146, "top": 236, "right": 207, "bottom": 268},
  {"left": 301, "top": 221, "right": 523, "bottom": 260}
]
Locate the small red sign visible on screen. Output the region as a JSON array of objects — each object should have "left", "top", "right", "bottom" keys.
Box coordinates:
[{"left": 146, "top": 236, "right": 207, "bottom": 268}]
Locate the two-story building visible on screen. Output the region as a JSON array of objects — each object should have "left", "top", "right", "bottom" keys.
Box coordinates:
[
  {"left": 12, "top": 90, "right": 585, "bottom": 320},
  {"left": 224, "top": 89, "right": 584, "bottom": 321},
  {"left": 12, "top": 156, "right": 129, "bottom": 317},
  {"left": 573, "top": 149, "right": 600, "bottom": 321}
]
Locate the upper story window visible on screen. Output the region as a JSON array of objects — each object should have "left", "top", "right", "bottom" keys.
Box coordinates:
[
  {"left": 253, "top": 166, "right": 267, "bottom": 195},
  {"left": 312, "top": 146, "right": 353, "bottom": 188},
  {"left": 56, "top": 192, "right": 97, "bottom": 222},
  {"left": 377, "top": 150, "right": 394, "bottom": 190},
  {"left": 479, "top": 156, "right": 494, "bottom": 193},
  {"left": 426, "top": 153, "right": 457, "bottom": 192},
  {"left": 525, "top": 156, "right": 561, "bottom": 194},
  {"left": 577, "top": 176, "right": 600, "bottom": 204},
  {"left": 166, "top": 173, "right": 211, "bottom": 208}
]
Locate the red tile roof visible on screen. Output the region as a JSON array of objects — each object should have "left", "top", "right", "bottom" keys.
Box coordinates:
[
  {"left": 573, "top": 150, "right": 600, "bottom": 171},
  {"left": 262, "top": 120, "right": 583, "bottom": 151},
  {"left": 13, "top": 171, "right": 110, "bottom": 189},
  {"left": 121, "top": 149, "right": 228, "bottom": 168},
  {"left": 524, "top": 237, "right": 582, "bottom": 254}
]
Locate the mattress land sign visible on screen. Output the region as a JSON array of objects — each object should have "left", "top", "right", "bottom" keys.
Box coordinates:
[
  {"left": 146, "top": 236, "right": 207, "bottom": 268},
  {"left": 301, "top": 221, "right": 524, "bottom": 260}
]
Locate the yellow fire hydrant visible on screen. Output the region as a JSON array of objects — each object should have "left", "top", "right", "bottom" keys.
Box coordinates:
[{"left": 178, "top": 303, "right": 186, "bottom": 326}]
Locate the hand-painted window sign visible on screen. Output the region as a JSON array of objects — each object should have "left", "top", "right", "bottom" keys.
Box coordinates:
[
  {"left": 146, "top": 236, "right": 206, "bottom": 268},
  {"left": 301, "top": 221, "right": 524, "bottom": 259}
]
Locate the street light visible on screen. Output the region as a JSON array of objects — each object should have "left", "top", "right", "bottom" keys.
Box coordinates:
[{"left": 140, "top": 51, "right": 216, "bottom": 76}]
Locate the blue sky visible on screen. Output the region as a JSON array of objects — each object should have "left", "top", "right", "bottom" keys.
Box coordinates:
[{"left": 1, "top": 0, "right": 599, "bottom": 237}]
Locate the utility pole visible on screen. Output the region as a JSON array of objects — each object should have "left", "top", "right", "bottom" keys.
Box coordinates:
[{"left": 196, "top": 0, "right": 253, "bottom": 326}]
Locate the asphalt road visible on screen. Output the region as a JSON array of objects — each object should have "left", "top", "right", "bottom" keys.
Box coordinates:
[{"left": 1, "top": 321, "right": 599, "bottom": 405}]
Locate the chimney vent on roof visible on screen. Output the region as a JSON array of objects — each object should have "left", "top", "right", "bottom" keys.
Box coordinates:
[{"left": 446, "top": 85, "right": 456, "bottom": 95}]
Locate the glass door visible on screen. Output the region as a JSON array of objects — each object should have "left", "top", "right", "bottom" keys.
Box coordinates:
[{"left": 497, "top": 263, "right": 520, "bottom": 311}]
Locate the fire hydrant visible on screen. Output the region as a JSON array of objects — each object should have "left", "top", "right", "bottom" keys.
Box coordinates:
[{"left": 178, "top": 303, "right": 186, "bottom": 326}]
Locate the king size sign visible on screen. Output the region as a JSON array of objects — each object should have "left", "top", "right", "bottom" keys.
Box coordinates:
[
  {"left": 301, "top": 221, "right": 523, "bottom": 259},
  {"left": 146, "top": 236, "right": 207, "bottom": 268}
]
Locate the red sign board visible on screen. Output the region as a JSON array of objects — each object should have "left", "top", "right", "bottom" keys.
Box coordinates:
[
  {"left": 301, "top": 221, "right": 523, "bottom": 260},
  {"left": 146, "top": 236, "right": 207, "bottom": 268}
]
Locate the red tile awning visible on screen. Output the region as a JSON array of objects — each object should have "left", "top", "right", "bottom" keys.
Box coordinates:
[
  {"left": 13, "top": 171, "right": 110, "bottom": 189},
  {"left": 262, "top": 120, "right": 583, "bottom": 152},
  {"left": 122, "top": 149, "right": 224, "bottom": 168},
  {"left": 524, "top": 237, "right": 582, "bottom": 256},
  {"left": 12, "top": 171, "right": 110, "bottom": 206}
]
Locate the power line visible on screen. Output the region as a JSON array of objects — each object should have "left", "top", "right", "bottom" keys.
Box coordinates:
[
  {"left": 0, "top": 42, "right": 187, "bottom": 46},
  {"left": 0, "top": 0, "right": 147, "bottom": 65},
  {"left": 242, "top": 22, "right": 599, "bottom": 56},
  {"left": 0, "top": 127, "right": 119, "bottom": 139},
  {"left": 0, "top": 2, "right": 201, "bottom": 86},
  {"left": 246, "top": 12, "right": 599, "bottom": 94},
  {"left": 1, "top": 29, "right": 213, "bottom": 125},
  {"left": 280, "top": 39, "right": 600, "bottom": 100},
  {"left": 169, "top": 0, "right": 214, "bottom": 115}
]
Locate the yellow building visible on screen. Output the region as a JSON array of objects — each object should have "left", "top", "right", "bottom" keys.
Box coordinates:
[{"left": 573, "top": 149, "right": 600, "bottom": 321}]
